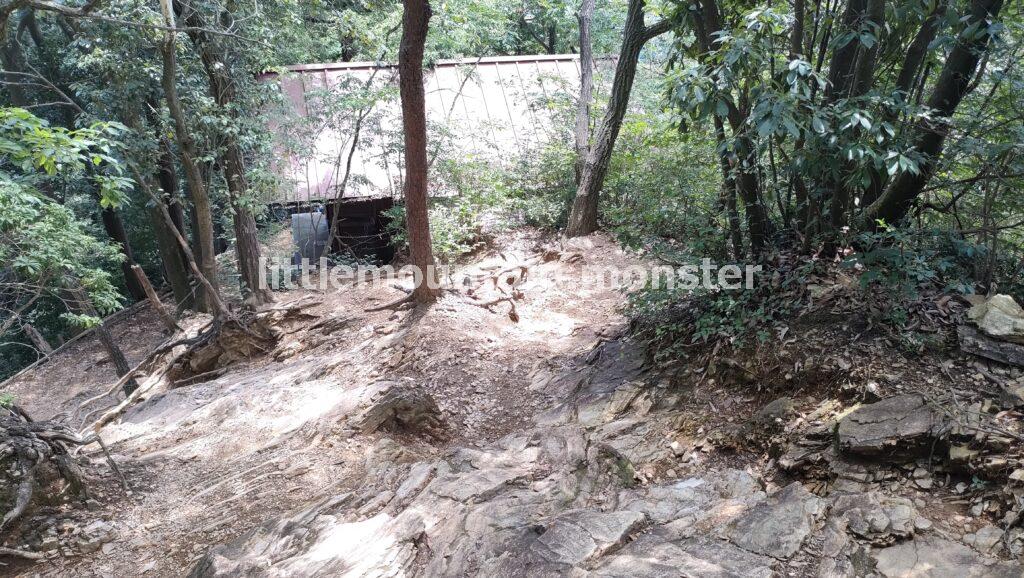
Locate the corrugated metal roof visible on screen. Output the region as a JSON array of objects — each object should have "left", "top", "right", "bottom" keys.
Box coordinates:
[{"left": 261, "top": 54, "right": 589, "bottom": 205}]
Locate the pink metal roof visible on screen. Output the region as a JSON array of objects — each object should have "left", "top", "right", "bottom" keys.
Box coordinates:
[{"left": 261, "top": 54, "right": 587, "bottom": 204}]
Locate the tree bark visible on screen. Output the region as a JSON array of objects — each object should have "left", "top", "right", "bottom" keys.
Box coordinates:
[
  {"left": 790, "top": 0, "right": 806, "bottom": 58},
  {"left": 130, "top": 264, "right": 180, "bottom": 333},
  {"left": 96, "top": 200, "right": 147, "bottom": 301},
  {"left": 69, "top": 285, "right": 138, "bottom": 395},
  {"left": 825, "top": 0, "right": 867, "bottom": 102},
  {"left": 714, "top": 119, "right": 744, "bottom": 259},
  {"left": 822, "top": 0, "right": 884, "bottom": 237},
  {"left": 175, "top": 0, "right": 272, "bottom": 305},
  {"left": 859, "top": 0, "right": 946, "bottom": 208},
  {"left": 894, "top": 1, "right": 945, "bottom": 98},
  {"left": 150, "top": 135, "right": 193, "bottom": 309},
  {"left": 158, "top": 0, "right": 220, "bottom": 314},
  {"left": 691, "top": 0, "right": 770, "bottom": 254},
  {"left": 573, "top": 0, "right": 595, "bottom": 185},
  {"left": 0, "top": 35, "right": 29, "bottom": 106},
  {"left": 130, "top": 164, "right": 231, "bottom": 319},
  {"left": 21, "top": 324, "right": 52, "bottom": 356},
  {"left": 564, "top": 0, "right": 669, "bottom": 237},
  {"left": 399, "top": 0, "right": 440, "bottom": 302},
  {"left": 864, "top": 0, "right": 1004, "bottom": 225}
]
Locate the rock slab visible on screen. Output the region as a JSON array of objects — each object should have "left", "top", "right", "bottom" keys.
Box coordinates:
[{"left": 837, "top": 394, "right": 949, "bottom": 459}]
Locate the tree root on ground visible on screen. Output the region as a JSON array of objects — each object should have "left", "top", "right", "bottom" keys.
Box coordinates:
[
  {"left": 363, "top": 254, "right": 542, "bottom": 320},
  {"left": 78, "top": 299, "right": 316, "bottom": 433},
  {"left": 0, "top": 405, "right": 100, "bottom": 534}
]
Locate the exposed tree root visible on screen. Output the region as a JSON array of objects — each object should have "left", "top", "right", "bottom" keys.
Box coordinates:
[
  {"left": 365, "top": 293, "right": 417, "bottom": 312},
  {"left": 78, "top": 302, "right": 315, "bottom": 433},
  {"left": 0, "top": 546, "right": 43, "bottom": 560},
  {"left": 0, "top": 405, "right": 105, "bottom": 533}
]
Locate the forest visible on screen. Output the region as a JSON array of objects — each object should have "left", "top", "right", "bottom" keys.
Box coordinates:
[{"left": 0, "top": 0, "right": 1023, "bottom": 575}]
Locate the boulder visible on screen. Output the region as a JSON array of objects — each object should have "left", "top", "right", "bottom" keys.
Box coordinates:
[
  {"left": 836, "top": 394, "right": 949, "bottom": 459},
  {"left": 969, "top": 294, "right": 1024, "bottom": 344}
]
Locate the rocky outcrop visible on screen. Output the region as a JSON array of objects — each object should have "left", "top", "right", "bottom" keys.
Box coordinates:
[
  {"left": 187, "top": 339, "right": 1024, "bottom": 578},
  {"left": 830, "top": 492, "right": 917, "bottom": 545},
  {"left": 724, "top": 482, "right": 824, "bottom": 559},
  {"left": 872, "top": 535, "right": 1024, "bottom": 577},
  {"left": 348, "top": 379, "right": 443, "bottom": 437},
  {"left": 836, "top": 394, "right": 950, "bottom": 459}
]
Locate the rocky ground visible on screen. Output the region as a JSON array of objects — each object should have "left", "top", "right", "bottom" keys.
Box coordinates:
[{"left": 2, "top": 230, "right": 1024, "bottom": 577}]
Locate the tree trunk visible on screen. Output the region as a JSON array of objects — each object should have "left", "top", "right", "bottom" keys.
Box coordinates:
[
  {"left": 150, "top": 136, "right": 193, "bottom": 309},
  {"left": 894, "top": 1, "right": 944, "bottom": 98},
  {"left": 399, "top": 0, "right": 440, "bottom": 302},
  {"left": 565, "top": 0, "right": 668, "bottom": 237},
  {"left": 69, "top": 285, "right": 138, "bottom": 395},
  {"left": 864, "top": 0, "right": 1004, "bottom": 225},
  {"left": 823, "top": 0, "right": 884, "bottom": 237},
  {"left": 175, "top": 0, "right": 271, "bottom": 305},
  {"left": 714, "top": 117, "right": 743, "bottom": 259},
  {"left": 790, "top": 0, "right": 805, "bottom": 58},
  {"left": 130, "top": 264, "right": 180, "bottom": 332},
  {"left": 691, "top": 0, "right": 771, "bottom": 255},
  {"left": 825, "top": 0, "right": 867, "bottom": 102},
  {"left": 147, "top": 199, "right": 193, "bottom": 309},
  {"left": 21, "top": 324, "right": 52, "bottom": 356},
  {"left": 158, "top": 0, "right": 220, "bottom": 314},
  {"left": 0, "top": 37, "right": 29, "bottom": 107},
  {"left": 573, "top": 0, "right": 595, "bottom": 185},
  {"left": 734, "top": 141, "right": 770, "bottom": 255},
  {"left": 96, "top": 200, "right": 147, "bottom": 301},
  {"left": 860, "top": 0, "right": 945, "bottom": 208}
]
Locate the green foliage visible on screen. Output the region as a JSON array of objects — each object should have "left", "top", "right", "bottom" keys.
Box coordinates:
[
  {"left": 629, "top": 258, "right": 808, "bottom": 360},
  {"left": 0, "top": 108, "right": 131, "bottom": 207},
  {"left": 0, "top": 108, "right": 126, "bottom": 378},
  {"left": 385, "top": 196, "right": 486, "bottom": 264},
  {"left": 845, "top": 222, "right": 979, "bottom": 302},
  {"left": 502, "top": 142, "right": 577, "bottom": 230}
]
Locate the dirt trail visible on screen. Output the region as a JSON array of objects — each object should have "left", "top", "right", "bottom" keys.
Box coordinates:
[{"left": 2, "top": 230, "right": 638, "bottom": 577}]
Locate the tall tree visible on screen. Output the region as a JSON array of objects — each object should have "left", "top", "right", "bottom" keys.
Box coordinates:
[
  {"left": 399, "top": 0, "right": 440, "bottom": 302},
  {"left": 564, "top": 0, "right": 670, "bottom": 237},
  {"left": 175, "top": 0, "right": 272, "bottom": 306},
  {"left": 864, "top": 0, "right": 1004, "bottom": 225},
  {"left": 573, "top": 0, "right": 595, "bottom": 184},
  {"left": 158, "top": 0, "right": 221, "bottom": 314}
]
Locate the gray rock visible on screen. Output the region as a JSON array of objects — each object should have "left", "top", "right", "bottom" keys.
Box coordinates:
[
  {"left": 532, "top": 509, "right": 647, "bottom": 565},
  {"left": 754, "top": 397, "right": 795, "bottom": 424},
  {"left": 964, "top": 524, "right": 1004, "bottom": 554},
  {"left": 969, "top": 294, "right": 1024, "bottom": 344},
  {"left": 349, "top": 380, "right": 443, "bottom": 436},
  {"left": 872, "top": 535, "right": 1023, "bottom": 577},
  {"left": 830, "top": 492, "right": 916, "bottom": 545},
  {"left": 837, "top": 395, "right": 949, "bottom": 459},
  {"left": 725, "top": 482, "right": 824, "bottom": 559},
  {"left": 592, "top": 532, "right": 774, "bottom": 577},
  {"left": 430, "top": 466, "right": 530, "bottom": 504}
]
